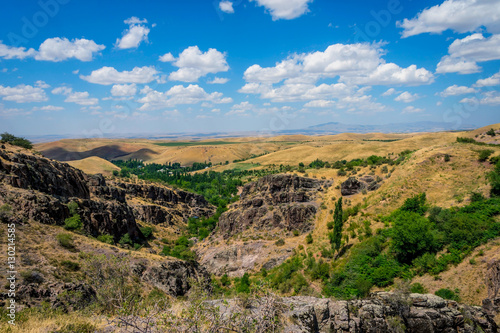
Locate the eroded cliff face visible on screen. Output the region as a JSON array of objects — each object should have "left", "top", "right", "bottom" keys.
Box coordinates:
[
  {"left": 217, "top": 174, "right": 327, "bottom": 238},
  {"left": 210, "top": 292, "right": 498, "bottom": 333},
  {"left": 0, "top": 145, "right": 215, "bottom": 241},
  {"left": 198, "top": 174, "right": 329, "bottom": 277}
]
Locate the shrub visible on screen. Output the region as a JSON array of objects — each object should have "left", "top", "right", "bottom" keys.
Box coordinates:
[
  {"left": 410, "top": 283, "right": 428, "bottom": 294},
  {"left": 57, "top": 233, "right": 75, "bottom": 249},
  {"left": 97, "top": 234, "right": 114, "bottom": 245},
  {"left": 119, "top": 233, "right": 133, "bottom": 246},
  {"left": 0, "top": 132, "right": 33, "bottom": 149},
  {"left": 237, "top": 273, "right": 251, "bottom": 293},
  {"left": 306, "top": 233, "right": 313, "bottom": 244},
  {"left": 64, "top": 214, "right": 82, "bottom": 230},
  {"left": 67, "top": 201, "right": 79, "bottom": 215},
  {"left": 293, "top": 230, "right": 300, "bottom": 237},
  {"left": 140, "top": 226, "right": 154, "bottom": 239},
  {"left": 478, "top": 149, "right": 494, "bottom": 162},
  {"left": 392, "top": 211, "right": 438, "bottom": 264},
  {"left": 275, "top": 239, "right": 285, "bottom": 246},
  {"left": 20, "top": 270, "right": 44, "bottom": 284},
  {"left": 400, "top": 193, "right": 427, "bottom": 215},
  {"left": 61, "top": 260, "right": 80, "bottom": 271},
  {"left": 444, "top": 154, "right": 450, "bottom": 162},
  {"left": 486, "top": 128, "right": 496, "bottom": 137},
  {"left": 220, "top": 274, "right": 231, "bottom": 286},
  {"left": 435, "top": 288, "right": 460, "bottom": 301}
]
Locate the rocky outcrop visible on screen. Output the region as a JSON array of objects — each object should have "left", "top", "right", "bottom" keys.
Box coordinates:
[
  {"left": 483, "top": 259, "right": 500, "bottom": 315},
  {"left": 198, "top": 241, "right": 292, "bottom": 277},
  {"left": 13, "top": 282, "right": 96, "bottom": 311},
  {"left": 0, "top": 145, "right": 216, "bottom": 240},
  {"left": 210, "top": 293, "right": 498, "bottom": 333},
  {"left": 341, "top": 175, "right": 382, "bottom": 196},
  {"left": 217, "top": 174, "right": 326, "bottom": 239},
  {"left": 116, "top": 182, "right": 215, "bottom": 224},
  {"left": 132, "top": 260, "right": 212, "bottom": 297},
  {"left": 0, "top": 149, "right": 90, "bottom": 199}
]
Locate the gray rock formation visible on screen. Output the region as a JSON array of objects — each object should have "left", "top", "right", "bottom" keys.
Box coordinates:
[
  {"left": 217, "top": 174, "right": 325, "bottom": 239},
  {"left": 341, "top": 175, "right": 382, "bottom": 196}
]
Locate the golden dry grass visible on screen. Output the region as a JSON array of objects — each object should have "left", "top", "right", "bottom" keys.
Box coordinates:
[{"left": 66, "top": 156, "right": 121, "bottom": 176}]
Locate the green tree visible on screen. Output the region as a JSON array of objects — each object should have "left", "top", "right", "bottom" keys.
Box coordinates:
[
  {"left": 486, "top": 128, "right": 496, "bottom": 137},
  {"left": 331, "top": 197, "right": 344, "bottom": 252},
  {"left": 1, "top": 132, "right": 33, "bottom": 149},
  {"left": 391, "top": 211, "right": 437, "bottom": 264}
]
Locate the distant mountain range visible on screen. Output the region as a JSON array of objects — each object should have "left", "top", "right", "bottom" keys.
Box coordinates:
[
  {"left": 26, "top": 121, "right": 476, "bottom": 142},
  {"left": 279, "top": 121, "right": 476, "bottom": 135}
]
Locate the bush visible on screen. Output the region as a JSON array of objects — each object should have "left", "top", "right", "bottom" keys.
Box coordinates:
[
  {"left": 392, "top": 211, "right": 438, "bottom": 264},
  {"left": 275, "top": 239, "right": 285, "bottom": 246},
  {"left": 97, "top": 234, "right": 114, "bottom": 245},
  {"left": 487, "top": 128, "right": 496, "bottom": 137},
  {"left": 220, "top": 274, "right": 231, "bottom": 287},
  {"left": 410, "top": 282, "right": 428, "bottom": 294},
  {"left": 140, "top": 226, "right": 154, "bottom": 239},
  {"left": 306, "top": 233, "right": 313, "bottom": 244},
  {"left": 400, "top": 193, "right": 427, "bottom": 215},
  {"left": 119, "top": 233, "right": 133, "bottom": 246},
  {"left": 67, "top": 201, "right": 79, "bottom": 215},
  {"left": 20, "top": 270, "right": 44, "bottom": 284},
  {"left": 61, "top": 260, "right": 80, "bottom": 271},
  {"left": 237, "top": 273, "right": 251, "bottom": 293},
  {"left": 478, "top": 149, "right": 494, "bottom": 162},
  {"left": 0, "top": 132, "right": 33, "bottom": 149},
  {"left": 444, "top": 154, "right": 450, "bottom": 162},
  {"left": 293, "top": 230, "right": 300, "bottom": 237},
  {"left": 64, "top": 214, "right": 82, "bottom": 230},
  {"left": 435, "top": 288, "right": 460, "bottom": 301},
  {"left": 57, "top": 233, "right": 75, "bottom": 249}
]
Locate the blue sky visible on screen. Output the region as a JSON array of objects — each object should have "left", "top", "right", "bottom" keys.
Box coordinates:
[{"left": 0, "top": 0, "right": 499, "bottom": 137}]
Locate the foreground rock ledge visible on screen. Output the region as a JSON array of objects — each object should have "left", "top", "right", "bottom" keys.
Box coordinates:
[{"left": 209, "top": 292, "right": 498, "bottom": 333}]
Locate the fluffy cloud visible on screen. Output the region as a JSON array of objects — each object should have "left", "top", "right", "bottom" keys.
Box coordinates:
[
  {"left": 138, "top": 84, "right": 232, "bottom": 111},
  {"left": 304, "top": 100, "right": 335, "bottom": 108},
  {"left": 394, "top": 91, "right": 419, "bottom": 103},
  {"left": 80, "top": 66, "right": 159, "bottom": 85},
  {"left": 52, "top": 86, "right": 98, "bottom": 105},
  {"left": 115, "top": 17, "right": 150, "bottom": 49},
  {"left": 208, "top": 77, "right": 230, "bottom": 84},
  {"left": 398, "top": 0, "right": 500, "bottom": 38},
  {"left": 402, "top": 106, "right": 425, "bottom": 114},
  {"left": 243, "top": 43, "right": 434, "bottom": 86},
  {"left": 475, "top": 71, "right": 500, "bottom": 86},
  {"left": 382, "top": 88, "right": 398, "bottom": 96},
  {"left": 437, "top": 34, "right": 500, "bottom": 74},
  {"left": 32, "top": 105, "right": 64, "bottom": 111},
  {"left": 460, "top": 92, "right": 500, "bottom": 105},
  {"left": 159, "top": 52, "right": 175, "bottom": 62},
  {"left": 35, "top": 38, "right": 105, "bottom": 62},
  {"left": 250, "top": 0, "right": 313, "bottom": 20},
  {"left": 439, "top": 85, "right": 477, "bottom": 97},
  {"left": 219, "top": 1, "right": 234, "bottom": 13},
  {"left": 166, "top": 46, "right": 229, "bottom": 82},
  {"left": 436, "top": 56, "right": 481, "bottom": 74},
  {"left": 0, "top": 84, "right": 48, "bottom": 103},
  {"left": 111, "top": 84, "right": 137, "bottom": 96},
  {"left": 0, "top": 42, "right": 36, "bottom": 60}
]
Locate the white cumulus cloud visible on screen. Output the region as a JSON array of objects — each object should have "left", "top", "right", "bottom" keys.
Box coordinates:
[
  {"left": 80, "top": 66, "right": 159, "bottom": 85},
  {"left": 439, "top": 85, "right": 477, "bottom": 97},
  {"left": 111, "top": 84, "right": 137, "bottom": 96},
  {"left": 0, "top": 84, "right": 48, "bottom": 103},
  {"left": 167, "top": 46, "right": 229, "bottom": 82},
  {"left": 52, "top": 86, "right": 98, "bottom": 105},
  {"left": 0, "top": 42, "right": 36, "bottom": 60},
  {"left": 398, "top": 0, "right": 500, "bottom": 38},
  {"left": 138, "top": 84, "right": 232, "bottom": 111},
  {"left": 208, "top": 77, "right": 230, "bottom": 84},
  {"left": 475, "top": 70, "right": 500, "bottom": 86},
  {"left": 219, "top": 1, "right": 235, "bottom": 13},
  {"left": 402, "top": 106, "right": 425, "bottom": 114},
  {"left": 35, "top": 38, "right": 105, "bottom": 62},
  {"left": 116, "top": 17, "right": 151, "bottom": 49},
  {"left": 250, "top": 0, "right": 313, "bottom": 20},
  {"left": 394, "top": 91, "right": 419, "bottom": 103}
]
